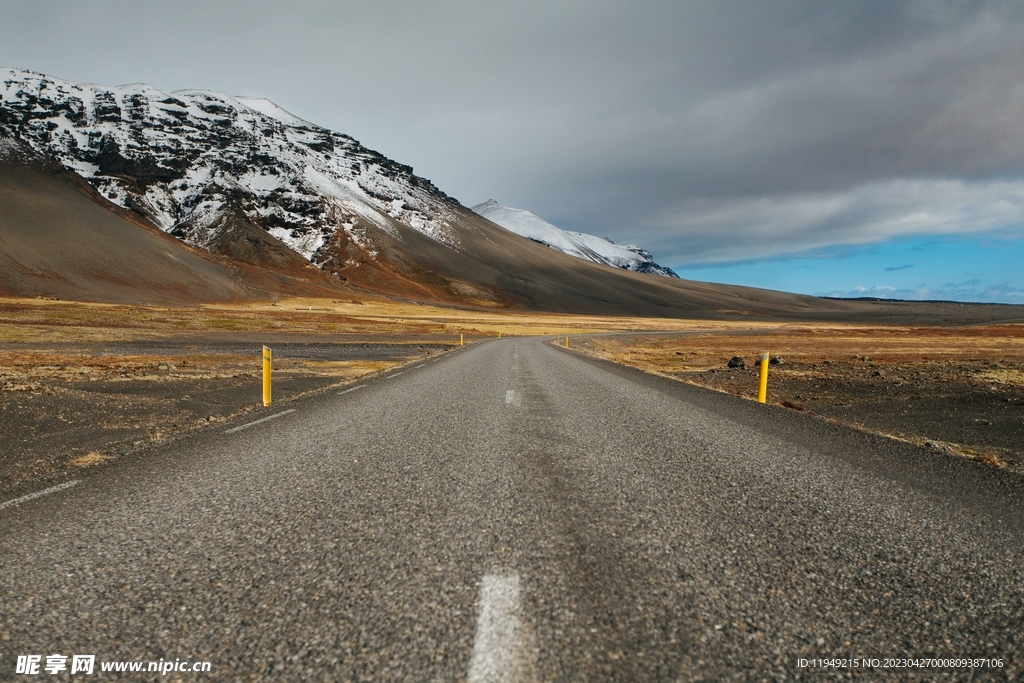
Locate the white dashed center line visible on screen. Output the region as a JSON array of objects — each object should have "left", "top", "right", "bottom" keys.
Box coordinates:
[
  {"left": 505, "top": 389, "right": 515, "bottom": 404},
  {"left": 468, "top": 573, "right": 536, "bottom": 682},
  {"left": 338, "top": 385, "right": 366, "bottom": 395},
  {"left": 0, "top": 480, "right": 81, "bottom": 511},
  {"left": 415, "top": 364, "right": 425, "bottom": 368},
  {"left": 387, "top": 372, "right": 403, "bottom": 378},
  {"left": 224, "top": 409, "right": 296, "bottom": 434}
]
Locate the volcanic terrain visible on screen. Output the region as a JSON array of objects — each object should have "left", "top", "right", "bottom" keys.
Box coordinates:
[{"left": 5, "top": 68, "right": 1023, "bottom": 324}]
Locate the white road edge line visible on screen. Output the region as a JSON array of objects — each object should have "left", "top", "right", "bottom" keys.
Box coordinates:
[
  {"left": 0, "top": 480, "right": 81, "bottom": 511},
  {"left": 224, "top": 409, "right": 296, "bottom": 434},
  {"left": 505, "top": 389, "right": 515, "bottom": 404},
  {"left": 415, "top": 364, "right": 426, "bottom": 368},
  {"left": 468, "top": 573, "right": 536, "bottom": 683},
  {"left": 338, "top": 385, "right": 366, "bottom": 395}
]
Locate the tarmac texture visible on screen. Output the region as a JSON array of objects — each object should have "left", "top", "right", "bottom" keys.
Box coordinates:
[{"left": 2, "top": 338, "right": 1022, "bottom": 680}]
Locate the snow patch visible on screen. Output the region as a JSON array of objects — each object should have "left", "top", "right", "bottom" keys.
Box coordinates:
[{"left": 1, "top": 67, "right": 463, "bottom": 269}]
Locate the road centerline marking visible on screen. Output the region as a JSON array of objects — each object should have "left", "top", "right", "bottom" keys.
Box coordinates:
[
  {"left": 468, "top": 573, "right": 536, "bottom": 682},
  {"left": 0, "top": 480, "right": 81, "bottom": 511},
  {"left": 224, "top": 409, "right": 296, "bottom": 434},
  {"left": 387, "top": 372, "right": 403, "bottom": 378},
  {"left": 338, "top": 385, "right": 366, "bottom": 395},
  {"left": 415, "top": 364, "right": 425, "bottom": 368},
  {"left": 505, "top": 389, "right": 515, "bottom": 404}
]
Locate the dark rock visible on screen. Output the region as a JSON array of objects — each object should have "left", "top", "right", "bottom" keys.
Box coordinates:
[
  {"left": 197, "top": 101, "right": 235, "bottom": 118},
  {"left": 727, "top": 356, "right": 746, "bottom": 369},
  {"left": 305, "top": 134, "right": 334, "bottom": 153},
  {"left": 93, "top": 91, "right": 122, "bottom": 122},
  {"left": 769, "top": 356, "right": 784, "bottom": 365},
  {"left": 97, "top": 137, "right": 184, "bottom": 182}
]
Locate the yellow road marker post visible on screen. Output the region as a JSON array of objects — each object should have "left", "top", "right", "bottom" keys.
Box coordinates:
[
  {"left": 262, "top": 345, "right": 272, "bottom": 407},
  {"left": 460, "top": 334, "right": 464, "bottom": 346},
  {"left": 565, "top": 335, "right": 569, "bottom": 348},
  {"left": 758, "top": 351, "right": 769, "bottom": 403}
]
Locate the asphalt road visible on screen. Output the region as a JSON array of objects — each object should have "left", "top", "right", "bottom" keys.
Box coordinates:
[{"left": 2, "top": 338, "right": 1023, "bottom": 681}]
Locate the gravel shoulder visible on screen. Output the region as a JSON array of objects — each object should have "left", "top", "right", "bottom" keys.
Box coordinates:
[
  {"left": 572, "top": 324, "right": 1024, "bottom": 474},
  {"left": 0, "top": 338, "right": 452, "bottom": 497}
]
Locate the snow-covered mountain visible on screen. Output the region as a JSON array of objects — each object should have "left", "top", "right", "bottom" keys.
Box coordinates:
[
  {"left": 0, "top": 68, "right": 462, "bottom": 272},
  {"left": 2, "top": 68, "right": 845, "bottom": 319},
  {"left": 471, "top": 200, "right": 677, "bottom": 278}
]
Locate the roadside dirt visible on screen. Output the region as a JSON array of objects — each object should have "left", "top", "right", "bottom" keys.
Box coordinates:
[
  {"left": 0, "top": 339, "right": 450, "bottom": 497},
  {"left": 0, "top": 293, "right": 697, "bottom": 500},
  {"left": 6, "top": 294, "right": 1023, "bottom": 499},
  {"left": 572, "top": 324, "right": 1024, "bottom": 474}
]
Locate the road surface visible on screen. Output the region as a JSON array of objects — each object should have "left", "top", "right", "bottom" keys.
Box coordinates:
[{"left": 2, "top": 338, "right": 1022, "bottom": 680}]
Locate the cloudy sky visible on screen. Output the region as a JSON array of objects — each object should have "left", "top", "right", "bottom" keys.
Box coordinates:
[{"left": 3, "top": 0, "right": 1023, "bottom": 302}]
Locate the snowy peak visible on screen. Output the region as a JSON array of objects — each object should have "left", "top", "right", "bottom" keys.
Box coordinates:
[
  {"left": 471, "top": 200, "right": 677, "bottom": 277},
  {"left": 469, "top": 200, "right": 596, "bottom": 262},
  {"left": 232, "top": 96, "right": 317, "bottom": 128},
  {"left": 1, "top": 68, "right": 691, "bottom": 312},
  {"left": 0, "top": 67, "right": 461, "bottom": 267}
]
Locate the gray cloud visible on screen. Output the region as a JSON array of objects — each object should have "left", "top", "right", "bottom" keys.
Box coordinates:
[
  {"left": 648, "top": 177, "right": 1024, "bottom": 263},
  {"left": 2, "top": 0, "right": 1023, "bottom": 264},
  {"left": 885, "top": 265, "right": 915, "bottom": 271}
]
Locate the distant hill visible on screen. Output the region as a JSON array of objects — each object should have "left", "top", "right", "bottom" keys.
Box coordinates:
[{"left": 472, "top": 199, "right": 677, "bottom": 277}]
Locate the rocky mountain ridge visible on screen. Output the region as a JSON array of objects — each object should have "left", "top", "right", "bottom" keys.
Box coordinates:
[{"left": 0, "top": 67, "right": 465, "bottom": 281}]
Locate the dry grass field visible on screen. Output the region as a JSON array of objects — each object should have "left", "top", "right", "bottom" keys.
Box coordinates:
[
  {"left": 0, "top": 295, "right": 708, "bottom": 343},
  {"left": 0, "top": 295, "right": 705, "bottom": 496},
  {"left": 0, "top": 344, "right": 426, "bottom": 496},
  {"left": 571, "top": 323, "right": 1024, "bottom": 473},
  {"left": 3, "top": 295, "right": 1023, "bottom": 497}
]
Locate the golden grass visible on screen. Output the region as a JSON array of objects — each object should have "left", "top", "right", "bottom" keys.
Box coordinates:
[
  {"left": 0, "top": 295, "right": 763, "bottom": 344},
  {"left": 283, "top": 358, "right": 402, "bottom": 377},
  {"left": 573, "top": 323, "right": 1024, "bottom": 375},
  {"left": 4, "top": 297, "right": 1020, "bottom": 475},
  {"left": 978, "top": 369, "right": 1024, "bottom": 387},
  {"left": 0, "top": 351, "right": 411, "bottom": 387},
  {"left": 4, "top": 296, "right": 1023, "bottom": 351},
  {"left": 5, "top": 296, "right": 1021, "bottom": 397},
  {"left": 67, "top": 451, "right": 114, "bottom": 467},
  {"left": 570, "top": 325, "right": 1024, "bottom": 471},
  {"left": 918, "top": 440, "right": 1007, "bottom": 469}
]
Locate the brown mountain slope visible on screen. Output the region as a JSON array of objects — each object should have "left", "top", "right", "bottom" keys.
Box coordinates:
[
  {"left": 0, "top": 156, "right": 358, "bottom": 305},
  {"left": 1, "top": 153, "right": 1021, "bottom": 324},
  {"left": 3, "top": 69, "right": 1021, "bottom": 324},
  {"left": 0, "top": 157, "right": 248, "bottom": 304},
  {"left": 318, "top": 204, "right": 1024, "bottom": 324}
]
